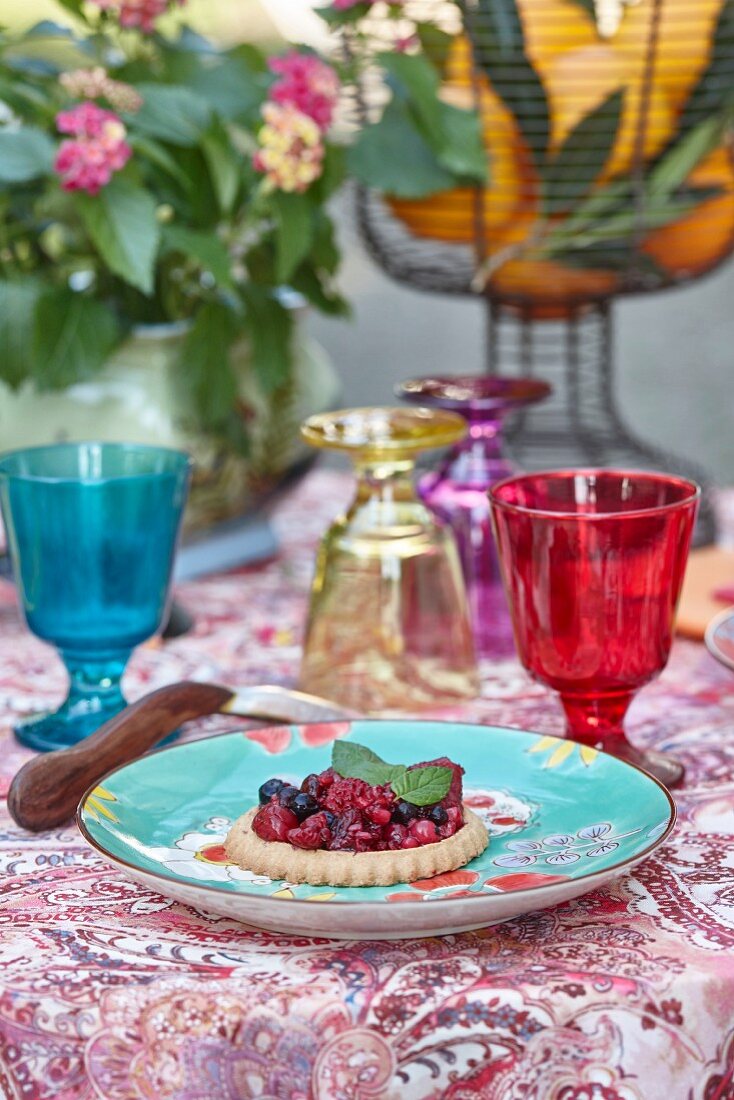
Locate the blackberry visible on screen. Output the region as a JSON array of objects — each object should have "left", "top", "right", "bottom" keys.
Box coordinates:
[{"left": 258, "top": 778, "right": 286, "bottom": 805}]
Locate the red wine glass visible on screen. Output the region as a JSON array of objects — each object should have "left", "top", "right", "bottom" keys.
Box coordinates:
[{"left": 489, "top": 469, "right": 700, "bottom": 787}]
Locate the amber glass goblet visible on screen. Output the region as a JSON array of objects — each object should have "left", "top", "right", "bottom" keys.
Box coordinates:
[
  {"left": 489, "top": 470, "right": 700, "bottom": 787},
  {"left": 299, "top": 407, "right": 479, "bottom": 713}
]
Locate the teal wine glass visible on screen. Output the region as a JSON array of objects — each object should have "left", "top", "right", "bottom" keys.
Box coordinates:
[{"left": 0, "top": 442, "right": 191, "bottom": 751}]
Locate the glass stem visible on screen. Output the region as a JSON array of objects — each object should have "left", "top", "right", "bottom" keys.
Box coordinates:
[
  {"left": 60, "top": 650, "right": 130, "bottom": 718},
  {"left": 559, "top": 692, "right": 635, "bottom": 752}
]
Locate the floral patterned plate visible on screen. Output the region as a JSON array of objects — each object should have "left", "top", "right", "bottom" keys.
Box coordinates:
[
  {"left": 77, "top": 720, "right": 675, "bottom": 939},
  {"left": 705, "top": 607, "right": 734, "bottom": 672}
]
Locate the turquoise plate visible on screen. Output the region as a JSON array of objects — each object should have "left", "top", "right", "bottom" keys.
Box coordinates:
[{"left": 78, "top": 720, "right": 675, "bottom": 939}]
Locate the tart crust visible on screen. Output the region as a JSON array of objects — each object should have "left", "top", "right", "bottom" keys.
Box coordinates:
[{"left": 225, "top": 805, "right": 489, "bottom": 887}]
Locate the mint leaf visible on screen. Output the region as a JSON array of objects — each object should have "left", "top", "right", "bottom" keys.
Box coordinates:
[
  {"left": 332, "top": 741, "right": 406, "bottom": 785},
  {"left": 391, "top": 766, "right": 452, "bottom": 806}
]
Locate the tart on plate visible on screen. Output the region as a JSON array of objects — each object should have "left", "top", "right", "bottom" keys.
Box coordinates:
[{"left": 225, "top": 741, "right": 488, "bottom": 886}]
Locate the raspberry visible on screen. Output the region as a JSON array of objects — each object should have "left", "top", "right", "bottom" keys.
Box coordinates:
[
  {"left": 287, "top": 811, "right": 332, "bottom": 850},
  {"left": 323, "top": 777, "right": 395, "bottom": 816},
  {"left": 323, "top": 778, "right": 371, "bottom": 814},
  {"left": 252, "top": 803, "right": 299, "bottom": 842},
  {"left": 409, "top": 818, "right": 440, "bottom": 845}
]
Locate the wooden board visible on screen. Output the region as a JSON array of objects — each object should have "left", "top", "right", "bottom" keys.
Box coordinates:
[{"left": 676, "top": 546, "right": 734, "bottom": 640}]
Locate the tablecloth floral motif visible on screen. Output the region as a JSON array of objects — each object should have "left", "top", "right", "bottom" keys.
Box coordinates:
[{"left": 0, "top": 471, "right": 733, "bottom": 1099}]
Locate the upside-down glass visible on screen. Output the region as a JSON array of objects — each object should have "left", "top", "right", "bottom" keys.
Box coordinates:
[
  {"left": 299, "top": 408, "right": 479, "bottom": 712},
  {"left": 489, "top": 470, "right": 700, "bottom": 787},
  {"left": 0, "top": 442, "right": 191, "bottom": 751},
  {"left": 397, "top": 375, "right": 551, "bottom": 658}
]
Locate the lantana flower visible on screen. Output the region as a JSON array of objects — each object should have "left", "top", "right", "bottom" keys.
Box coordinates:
[
  {"left": 90, "top": 0, "right": 185, "bottom": 34},
  {"left": 54, "top": 102, "right": 132, "bottom": 195},
  {"left": 60, "top": 68, "right": 143, "bottom": 113},
  {"left": 253, "top": 102, "right": 325, "bottom": 193},
  {"left": 268, "top": 51, "right": 340, "bottom": 133}
]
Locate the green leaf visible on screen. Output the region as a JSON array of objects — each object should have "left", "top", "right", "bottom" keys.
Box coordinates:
[
  {"left": 130, "top": 134, "right": 192, "bottom": 192},
  {"left": 177, "top": 300, "right": 243, "bottom": 439},
  {"left": 32, "top": 288, "right": 120, "bottom": 390},
  {"left": 416, "top": 24, "right": 454, "bottom": 73},
  {"left": 648, "top": 115, "right": 724, "bottom": 198},
  {"left": 75, "top": 178, "right": 160, "bottom": 295},
  {"left": 679, "top": 0, "right": 734, "bottom": 139},
  {"left": 201, "top": 120, "right": 242, "bottom": 215},
  {"left": 391, "top": 765, "right": 453, "bottom": 807},
  {"left": 0, "top": 129, "right": 55, "bottom": 183},
  {"left": 289, "top": 266, "right": 350, "bottom": 316},
  {"left": 161, "top": 225, "right": 234, "bottom": 289},
  {"left": 163, "top": 52, "right": 264, "bottom": 120},
  {"left": 434, "top": 101, "right": 487, "bottom": 179},
  {"left": 270, "top": 191, "right": 314, "bottom": 284},
  {"left": 379, "top": 52, "right": 486, "bottom": 181},
  {"left": 0, "top": 277, "right": 43, "bottom": 389},
  {"left": 331, "top": 741, "right": 406, "bottom": 785},
  {"left": 241, "top": 285, "right": 294, "bottom": 393},
  {"left": 546, "top": 89, "right": 623, "bottom": 214},
  {"left": 470, "top": 0, "right": 551, "bottom": 167},
  {"left": 311, "top": 143, "right": 347, "bottom": 203},
  {"left": 348, "top": 100, "right": 456, "bottom": 198},
  {"left": 129, "top": 85, "right": 211, "bottom": 147}
]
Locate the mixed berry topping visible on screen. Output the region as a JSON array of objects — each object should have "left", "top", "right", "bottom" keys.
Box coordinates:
[{"left": 253, "top": 752, "right": 465, "bottom": 853}]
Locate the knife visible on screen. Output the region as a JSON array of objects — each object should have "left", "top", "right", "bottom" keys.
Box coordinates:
[{"left": 7, "top": 680, "right": 358, "bottom": 833}]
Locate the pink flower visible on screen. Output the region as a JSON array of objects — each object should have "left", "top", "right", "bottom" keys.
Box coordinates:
[
  {"left": 268, "top": 51, "right": 340, "bottom": 133},
  {"left": 253, "top": 102, "right": 325, "bottom": 193},
  {"left": 54, "top": 102, "right": 132, "bottom": 195},
  {"left": 91, "top": 0, "right": 185, "bottom": 34}
]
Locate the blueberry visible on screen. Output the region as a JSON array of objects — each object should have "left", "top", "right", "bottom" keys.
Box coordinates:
[
  {"left": 258, "top": 778, "right": 286, "bottom": 805},
  {"left": 277, "top": 785, "right": 300, "bottom": 808},
  {"left": 428, "top": 805, "right": 448, "bottom": 826},
  {"left": 289, "top": 792, "right": 320, "bottom": 821},
  {"left": 392, "top": 800, "right": 419, "bottom": 825}
]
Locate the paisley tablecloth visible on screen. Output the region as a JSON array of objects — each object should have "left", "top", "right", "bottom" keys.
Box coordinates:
[{"left": 0, "top": 470, "right": 733, "bottom": 1100}]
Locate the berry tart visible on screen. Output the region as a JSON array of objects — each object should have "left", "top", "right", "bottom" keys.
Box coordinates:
[{"left": 225, "top": 741, "right": 488, "bottom": 887}]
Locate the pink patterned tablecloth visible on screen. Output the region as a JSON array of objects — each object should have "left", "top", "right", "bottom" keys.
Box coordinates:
[{"left": 1, "top": 470, "right": 733, "bottom": 1100}]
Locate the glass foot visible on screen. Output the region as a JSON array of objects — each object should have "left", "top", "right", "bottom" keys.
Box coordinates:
[
  {"left": 14, "top": 697, "right": 130, "bottom": 752},
  {"left": 587, "top": 734, "right": 684, "bottom": 789}
]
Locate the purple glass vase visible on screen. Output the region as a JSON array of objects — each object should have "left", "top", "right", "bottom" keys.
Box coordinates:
[{"left": 397, "top": 376, "right": 551, "bottom": 658}]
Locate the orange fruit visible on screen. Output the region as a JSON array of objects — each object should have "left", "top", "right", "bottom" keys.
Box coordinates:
[
  {"left": 641, "top": 147, "right": 734, "bottom": 277},
  {"left": 614, "top": 0, "right": 723, "bottom": 114},
  {"left": 542, "top": 43, "right": 676, "bottom": 181},
  {"left": 488, "top": 255, "right": 619, "bottom": 319},
  {"left": 516, "top": 0, "right": 599, "bottom": 65},
  {"left": 387, "top": 59, "right": 540, "bottom": 246}
]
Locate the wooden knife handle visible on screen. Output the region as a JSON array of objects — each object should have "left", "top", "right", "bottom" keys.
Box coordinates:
[{"left": 7, "top": 681, "right": 233, "bottom": 833}]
